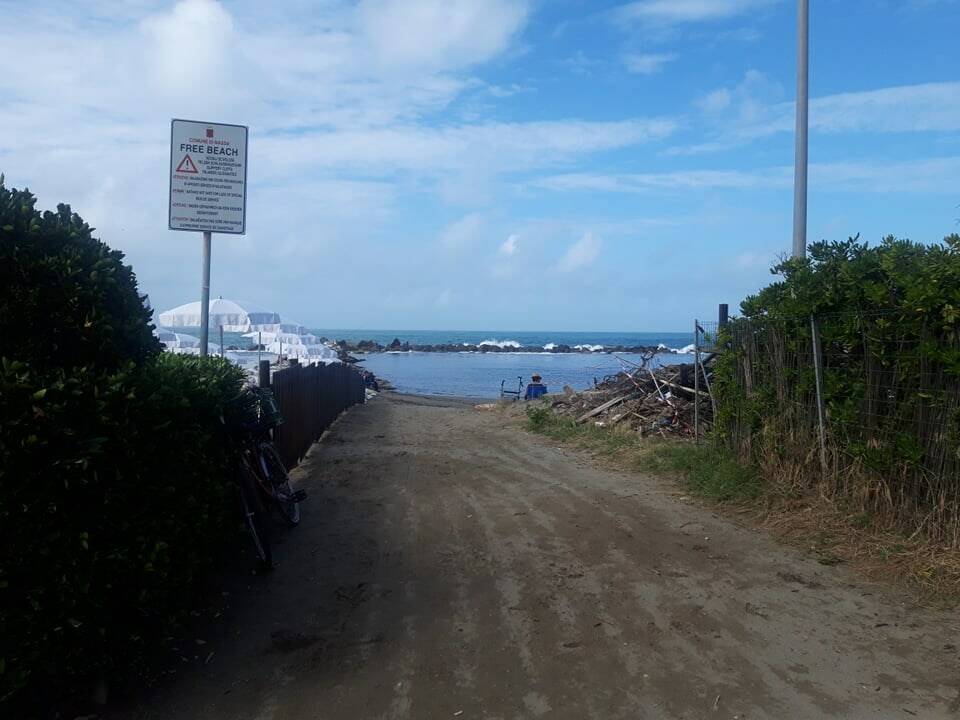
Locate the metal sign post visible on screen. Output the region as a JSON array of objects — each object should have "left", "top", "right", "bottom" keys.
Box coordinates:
[
  {"left": 200, "top": 231, "right": 211, "bottom": 355},
  {"left": 169, "top": 119, "right": 248, "bottom": 357}
]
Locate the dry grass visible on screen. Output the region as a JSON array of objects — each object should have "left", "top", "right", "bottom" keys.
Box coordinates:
[{"left": 746, "top": 496, "right": 960, "bottom": 605}]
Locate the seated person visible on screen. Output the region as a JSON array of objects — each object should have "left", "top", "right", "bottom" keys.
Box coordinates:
[{"left": 524, "top": 373, "right": 548, "bottom": 400}]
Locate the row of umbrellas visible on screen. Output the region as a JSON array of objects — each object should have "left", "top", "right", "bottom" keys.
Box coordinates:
[
  {"left": 154, "top": 329, "right": 219, "bottom": 355},
  {"left": 158, "top": 298, "right": 280, "bottom": 330},
  {"left": 154, "top": 298, "right": 338, "bottom": 363}
]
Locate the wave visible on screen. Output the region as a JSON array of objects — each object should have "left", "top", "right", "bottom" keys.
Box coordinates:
[
  {"left": 675, "top": 343, "right": 696, "bottom": 354},
  {"left": 478, "top": 338, "right": 522, "bottom": 349},
  {"left": 543, "top": 343, "right": 557, "bottom": 350},
  {"left": 573, "top": 344, "right": 605, "bottom": 352}
]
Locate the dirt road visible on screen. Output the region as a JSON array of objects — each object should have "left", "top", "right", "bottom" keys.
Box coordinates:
[{"left": 130, "top": 394, "right": 959, "bottom": 719}]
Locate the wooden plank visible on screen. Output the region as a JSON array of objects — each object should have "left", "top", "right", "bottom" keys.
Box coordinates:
[
  {"left": 576, "top": 394, "right": 633, "bottom": 424},
  {"left": 659, "top": 378, "right": 710, "bottom": 398}
]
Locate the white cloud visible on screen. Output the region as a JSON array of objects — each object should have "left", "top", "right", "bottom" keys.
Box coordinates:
[
  {"left": 499, "top": 234, "right": 520, "bottom": 256},
  {"left": 440, "top": 213, "right": 485, "bottom": 250},
  {"left": 0, "top": 0, "right": 682, "bottom": 321},
  {"left": 696, "top": 88, "right": 732, "bottom": 113},
  {"left": 623, "top": 52, "right": 677, "bottom": 75},
  {"left": 253, "top": 119, "right": 675, "bottom": 179},
  {"left": 537, "top": 169, "right": 769, "bottom": 193},
  {"left": 555, "top": 232, "right": 602, "bottom": 272},
  {"left": 803, "top": 81, "right": 960, "bottom": 134},
  {"left": 809, "top": 156, "right": 960, "bottom": 193},
  {"left": 358, "top": 0, "right": 530, "bottom": 71},
  {"left": 678, "top": 77, "right": 960, "bottom": 154},
  {"left": 141, "top": 0, "right": 239, "bottom": 100},
  {"left": 702, "top": 69, "right": 784, "bottom": 121},
  {"left": 615, "top": 0, "right": 776, "bottom": 24},
  {"left": 536, "top": 156, "right": 960, "bottom": 195}
]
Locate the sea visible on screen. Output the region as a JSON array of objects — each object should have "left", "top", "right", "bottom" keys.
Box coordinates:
[
  {"left": 311, "top": 330, "right": 695, "bottom": 399},
  {"left": 195, "top": 328, "right": 695, "bottom": 400}
]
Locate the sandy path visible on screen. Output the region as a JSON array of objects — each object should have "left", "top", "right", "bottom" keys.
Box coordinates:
[{"left": 126, "top": 393, "right": 960, "bottom": 720}]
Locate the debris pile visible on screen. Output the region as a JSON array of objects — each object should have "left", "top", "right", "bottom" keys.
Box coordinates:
[{"left": 546, "top": 358, "right": 714, "bottom": 438}]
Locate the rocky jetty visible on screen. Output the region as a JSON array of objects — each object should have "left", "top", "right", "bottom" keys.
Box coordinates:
[{"left": 332, "top": 338, "right": 686, "bottom": 355}]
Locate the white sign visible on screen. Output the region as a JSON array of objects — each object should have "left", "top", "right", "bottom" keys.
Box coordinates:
[{"left": 169, "top": 119, "right": 248, "bottom": 234}]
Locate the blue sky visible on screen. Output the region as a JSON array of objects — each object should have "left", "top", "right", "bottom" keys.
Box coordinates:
[{"left": 1, "top": 0, "right": 958, "bottom": 331}]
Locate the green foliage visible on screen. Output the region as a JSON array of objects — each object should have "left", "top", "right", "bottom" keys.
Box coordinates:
[
  {"left": 0, "top": 354, "right": 256, "bottom": 707},
  {"left": 713, "top": 233, "right": 960, "bottom": 534},
  {"left": 643, "top": 445, "right": 761, "bottom": 502},
  {"left": 525, "top": 405, "right": 758, "bottom": 501},
  {"left": 0, "top": 179, "right": 259, "bottom": 710},
  {"left": 0, "top": 178, "right": 160, "bottom": 373},
  {"left": 525, "top": 405, "right": 553, "bottom": 430},
  {"left": 526, "top": 405, "right": 603, "bottom": 445},
  {"left": 742, "top": 234, "right": 960, "bottom": 326}
]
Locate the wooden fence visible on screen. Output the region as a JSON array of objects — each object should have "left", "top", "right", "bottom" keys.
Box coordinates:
[{"left": 260, "top": 360, "right": 366, "bottom": 469}]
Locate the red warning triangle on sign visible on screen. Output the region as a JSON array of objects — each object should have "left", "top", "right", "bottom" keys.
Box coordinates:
[{"left": 176, "top": 154, "right": 199, "bottom": 174}]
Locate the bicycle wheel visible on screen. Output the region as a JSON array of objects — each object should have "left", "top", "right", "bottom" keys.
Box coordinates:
[
  {"left": 259, "top": 442, "right": 301, "bottom": 527},
  {"left": 238, "top": 465, "right": 273, "bottom": 568}
]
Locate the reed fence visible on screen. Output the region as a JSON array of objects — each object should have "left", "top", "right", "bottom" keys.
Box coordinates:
[
  {"left": 262, "top": 360, "right": 366, "bottom": 469},
  {"left": 717, "top": 311, "right": 960, "bottom": 545}
]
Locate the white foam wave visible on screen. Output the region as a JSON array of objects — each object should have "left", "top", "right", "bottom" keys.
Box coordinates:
[
  {"left": 676, "top": 343, "right": 696, "bottom": 354},
  {"left": 478, "top": 338, "right": 522, "bottom": 349},
  {"left": 543, "top": 343, "right": 558, "bottom": 350},
  {"left": 574, "top": 344, "right": 604, "bottom": 352}
]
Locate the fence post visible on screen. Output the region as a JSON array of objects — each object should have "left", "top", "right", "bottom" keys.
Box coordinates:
[
  {"left": 694, "top": 319, "right": 700, "bottom": 445},
  {"left": 810, "top": 315, "right": 829, "bottom": 481},
  {"left": 719, "top": 303, "right": 729, "bottom": 328},
  {"left": 258, "top": 359, "right": 270, "bottom": 388}
]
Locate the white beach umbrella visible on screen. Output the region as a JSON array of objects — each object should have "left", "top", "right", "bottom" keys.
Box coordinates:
[
  {"left": 243, "top": 331, "right": 321, "bottom": 346},
  {"left": 154, "top": 328, "right": 202, "bottom": 350},
  {"left": 246, "top": 322, "right": 307, "bottom": 335},
  {"left": 172, "top": 342, "right": 220, "bottom": 356},
  {"left": 157, "top": 298, "right": 280, "bottom": 330},
  {"left": 266, "top": 341, "right": 339, "bottom": 361}
]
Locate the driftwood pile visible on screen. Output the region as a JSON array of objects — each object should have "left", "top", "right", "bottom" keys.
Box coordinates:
[{"left": 547, "top": 359, "right": 714, "bottom": 438}]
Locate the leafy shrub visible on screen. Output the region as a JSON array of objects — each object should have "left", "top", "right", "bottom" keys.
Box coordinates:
[
  {"left": 643, "top": 445, "right": 761, "bottom": 502},
  {"left": 713, "top": 234, "right": 960, "bottom": 538},
  {"left": 525, "top": 405, "right": 552, "bottom": 430},
  {"left": 0, "top": 179, "right": 257, "bottom": 711},
  {"left": 0, "top": 354, "right": 255, "bottom": 707},
  {"left": 741, "top": 234, "right": 960, "bottom": 327},
  {"left": 0, "top": 177, "right": 160, "bottom": 372}
]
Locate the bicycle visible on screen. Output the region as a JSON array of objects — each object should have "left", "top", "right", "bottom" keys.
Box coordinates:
[{"left": 236, "top": 386, "right": 305, "bottom": 568}]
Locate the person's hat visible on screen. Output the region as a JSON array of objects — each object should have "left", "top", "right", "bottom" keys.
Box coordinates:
[{"left": 531, "top": 373, "right": 542, "bottom": 381}]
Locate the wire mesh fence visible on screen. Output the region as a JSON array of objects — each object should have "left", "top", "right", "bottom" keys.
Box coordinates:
[{"left": 717, "top": 310, "right": 960, "bottom": 545}]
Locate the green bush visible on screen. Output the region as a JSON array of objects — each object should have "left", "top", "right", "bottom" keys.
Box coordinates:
[
  {"left": 0, "top": 177, "right": 160, "bottom": 373},
  {"left": 0, "top": 179, "right": 258, "bottom": 711},
  {"left": 713, "top": 234, "right": 960, "bottom": 537},
  {"left": 716, "top": 233, "right": 960, "bottom": 444},
  {"left": 525, "top": 405, "right": 552, "bottom": 430},
  {"left": 0, "top": 354, "right": 255, "bottom": 706},
  {"left": 643, "top": 445, "right": 761, "bottom": 502},
  {"left": 741, "top": 234, "right": 960, "bottom": 328}
]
